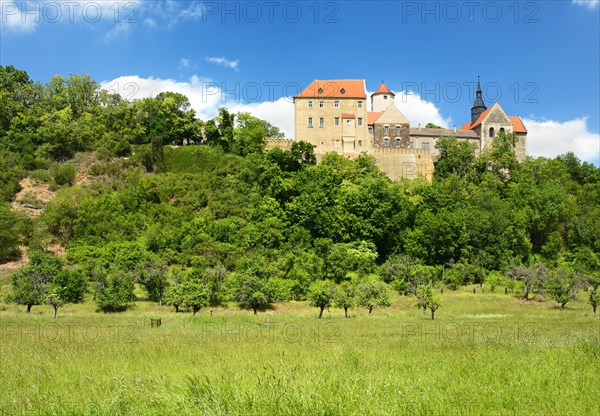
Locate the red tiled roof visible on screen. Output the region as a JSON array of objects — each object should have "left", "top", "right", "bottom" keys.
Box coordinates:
[
  {"left": 295, "top": 80, "right": 366, "bottom": 98},
  {"left": 509, "top": 116, "right": 527, "bottom": 133},
  {"left": 372, "top": 83, "right": 394, "bottom": 96},
  {"left": 367, "top": 111, "right": 383, "bottom": 124},
  {"left": 341, "top": 113, "right": 356, "bottom": 119},
  {"left": 462, "top": 113, "right": 527, "bottom": 133},
  {"left": 470, "top": 107, "right": 493, "bottom": 129}
]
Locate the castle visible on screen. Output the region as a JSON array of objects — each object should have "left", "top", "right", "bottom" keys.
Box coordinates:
[{"left": 289, "top": 78, "right": 527, "bottom": 180}]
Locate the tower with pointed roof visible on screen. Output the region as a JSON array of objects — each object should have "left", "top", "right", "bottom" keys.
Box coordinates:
[
  {"left": 371, "top": 82, "right": 395, "bottom": 112},
  {"left": 471, "top": 76, "right": 487, "bottom": 125}
]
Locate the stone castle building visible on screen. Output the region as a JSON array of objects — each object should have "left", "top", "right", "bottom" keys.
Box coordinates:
[{"left": 290, "top": 78, "right": 527, "bottom": 180}]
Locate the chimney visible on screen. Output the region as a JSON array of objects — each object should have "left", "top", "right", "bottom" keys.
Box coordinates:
[
  {"left": 453, "top": 125, "right": 456, "bottom": 133},
  {"left": 418, "top": 123, "right": 421, "bottom": 132}
]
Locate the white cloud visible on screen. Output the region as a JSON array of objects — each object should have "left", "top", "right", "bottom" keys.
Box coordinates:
[
  {"left": 179, "top": 58, "right": 190, "bottom": 68},
  {"left": 572, "top": 0, "right": 599, "bottom": 10},
  {"left": 100, "top": 74, "right": 295, "bottom": 137},
  {"left": 392, "top": 91, "right": 452, "bottom": 128},
  {"left": 1, "top": 0, "right": 141, "bottom": 37},
  {"left": 523, "top": 117, "right": 600, "bottom": 164},
  {"left": 0, "top": 0, "right": 38, "bottom": 33},
  {"left": 206, "top": 56, "right": 239, "bottom": 70}
]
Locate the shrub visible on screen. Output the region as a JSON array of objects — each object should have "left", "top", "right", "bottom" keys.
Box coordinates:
[{"left": 49, "top": 163, "right": 76, "bottom": 186}]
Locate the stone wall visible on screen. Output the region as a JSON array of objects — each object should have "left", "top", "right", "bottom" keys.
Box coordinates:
[{"left": 372, "top": 123, "right": 410, "bottom": 148}]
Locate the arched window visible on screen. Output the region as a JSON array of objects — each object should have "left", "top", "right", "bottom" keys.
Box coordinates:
[
  {"left": 499, "top": 128, "right": 505, "bottom": 134},
  {"left": 395, "top": 138, "right": 401, "bottom": 148},
  {"left": 489, "top": 127, "right": 495, "bottom": 138},
  {"left": 383, "top": 138, "right": 390, "bottom": 147}
]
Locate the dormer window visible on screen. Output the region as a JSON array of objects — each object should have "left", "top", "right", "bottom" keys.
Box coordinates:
[
  {"left": 318, "top": 88, "right": 323, "bottom": 94},
  {"left": 340, "top": 88, "right": 346, "bottom": 95}
]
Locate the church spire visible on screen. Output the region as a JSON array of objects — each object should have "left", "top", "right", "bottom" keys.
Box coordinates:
[{"left": 471, "top": 75, "right": 487, "bottom": 124}]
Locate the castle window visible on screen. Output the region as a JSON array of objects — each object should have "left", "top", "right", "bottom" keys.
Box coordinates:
[
  {"left": 335, "top": 117, "right": 340, "bottom": 126},
  {"left": 384, "top": 138, "right": 390, "bottom": 147},
  {"left": 395, "top": 138, "right": 401, "bottom": 148},
  {"left": 345, "top": 119, "right": 352, "bottom": 126},
  {"left": 384, "top": 95, "right": 388, "bottom": 99},
  {"left": 500, "top": 128, "right": 505, "bottom": 134},
  {"left": 308, "top": 101, "right": 313, "bottom": 108},
  {"left": 358, "top": 140, "right": 362, "bottom": 147},
  {"left": 357, "top": 118, "right": 363, "bottom": 126},
  {"left": 489, "top": 127, "right": 495, "bottom": 138},
  {"left": 308, "top": 117, "right": 313, "bottom": 128},
  {"left": 384, "top": 125, "right": 389, "bottom": 135},
  {"left": 422, "top": 142, "right": 430, "bottom": 150},
  {"left": 319, "top": 117, "right": 324, "bottom": 128},
  {"left": 358, "top": 101, "right": 363, "bottom": 108},
  {"left": 319, "top": 101, "right": 324, "bottom": 108},
  {"left": 368, "top": 127, "right": 373, "bottom": 135},
  {"left": 320, "top": 141, "right": 324, "bottom": 145},
  {"left": 334, "top": 100, "right": 339, "bottom": 108},
  {"left": 395, "top": 125, "right": 401, "bottom": 135},
  {"left": 409, "top": 141, "right": 414, "bottom": 149}
]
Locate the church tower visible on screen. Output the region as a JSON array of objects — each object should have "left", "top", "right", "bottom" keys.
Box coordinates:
[
  {"left": 371, "top": 82, "right": 395, "bottom": 112},
  {"left": 471, "top": 76, "right": 487, "bottom": 124}
]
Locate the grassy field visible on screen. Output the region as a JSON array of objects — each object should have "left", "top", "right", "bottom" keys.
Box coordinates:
[{"left": 1, "top": 287, "right": 598, "bottom": 415}]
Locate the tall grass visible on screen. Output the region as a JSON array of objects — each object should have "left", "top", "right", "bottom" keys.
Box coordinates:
[{"left": 1, "top": 288, "right": 598, "bottom": 415}]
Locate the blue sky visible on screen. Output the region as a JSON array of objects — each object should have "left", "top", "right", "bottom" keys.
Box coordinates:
[{"left": 1, "top": 0, "right": 599, "bottom": 163}]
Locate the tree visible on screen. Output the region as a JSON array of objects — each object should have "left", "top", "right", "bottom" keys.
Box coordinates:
[
  {"left": 0, "top": 202, "right": 22, "bottom": 262},
  {"left": 545, "top": 266, "right": 582, "bottom": 309},
  {"left": 485, "top": 271, "right": 503, "bottom": 293},
  {"left": 180, "top": 273, "right": 209, "bottom": 315},
  {"left": 95, "top": 269, "right": 136, "bottom": 312},
  {"left": 308, "top": 280, "right": 335, "bottom": 318},
  {"left": 428, "top": 292, "right": 442, "bottom": 320},
  {"left": 415, "top": 284, "right": 432, "bottom": 317},
  {"left": 507, "top": 263, "right": 548, "bottom": 300},
  {"left": 165, "top": 269, "right": 186, "bottom": 313},
  {"left": 233, "top": 112, "right": 283, "bottom": 156},
  {"left": 425, "top": 123, "right": 442, "bottom": 129},
  {"left": 10, "top": 251, "right": 63, "bottom": 313},
  {"left": 415, "top": 283, "right": 441, "bottom": 320},
  {"left": 434, "top": 136, "right": 477, "bottom": 181},
  {"left": 137, "top": 258, "right": 169, "bottom": 304},
  {"left": 356, "top": 277, "right": 391, "bottom": 314},
  {"left": 290, "top": 141, "right": 316, "bottom": 166},
  {"left": 235, "top": 274, "right": 275, "bottom": 315},
  {"left": 589, "top": 286, "right": 599, "bottom": 318},
  {"left": 334, "top": 282, "right": 356, "bottom": 318},
  {"left": 47, "top": 269, "right": 87, "bottom": 318}
]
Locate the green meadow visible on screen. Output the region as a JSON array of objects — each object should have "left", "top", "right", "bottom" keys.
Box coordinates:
[{"left": 1, "top": 288, "right": 598, "bottom": 416}]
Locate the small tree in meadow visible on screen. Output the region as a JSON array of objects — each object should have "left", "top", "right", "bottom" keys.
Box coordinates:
[
  {"left": 10, "top": 251, "right": 63, "bottom": 313},
  {"left": 334, "top": 282, "right": 356, "bottom": 318},
  {"left": 545, "top": 267, "right": 582, "bottom": 309},
  {"left": 507, "top": 263, "right": 548, "bottom": 300},
  {"left": 235, "top": 274, "right": 274, "bottom": 315},
  {"left": 428, "top": 292, "right": 442, "bottom": 320},
  {"left": 357, "top": 277, "right": 391, "bottom": 314},
  {"left": 485, "top": 271, "right": 504, "bottom": 293},
  {"left": 47, "top": 269, "right": 87, "bottom": 318},
  {"left": 308, "top": 280, "right": 335, "bottom": 319},
  {"left": 95, "top": 269, "right": 136, "bottom": 312},
  {"left": 415, "top": 284, "right": 432, "bottom": 317},
  {"left": 180, "top": 274, "right": 209, "bottom": 316},
  {"left": 589, "top": 286, "right": 598, "bottom": 318}
]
